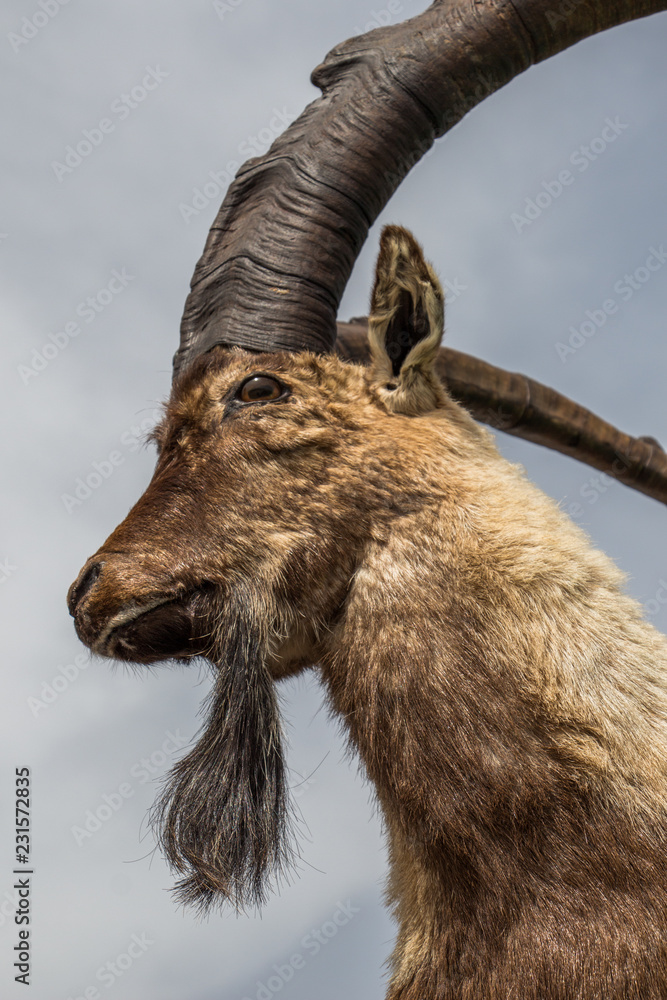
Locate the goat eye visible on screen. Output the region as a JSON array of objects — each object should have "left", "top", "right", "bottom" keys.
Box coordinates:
[{"left": 237, "top": 375, "right": 284, "bottom": 403}]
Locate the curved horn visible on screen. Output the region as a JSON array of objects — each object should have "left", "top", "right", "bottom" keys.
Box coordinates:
[{"left": 175, "top": 0, "right": 667, "bottom": 376}]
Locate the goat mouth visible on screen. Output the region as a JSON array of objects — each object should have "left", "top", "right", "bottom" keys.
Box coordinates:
[{"left": 95, "top": 590, "right": 215, "bottom": 664}]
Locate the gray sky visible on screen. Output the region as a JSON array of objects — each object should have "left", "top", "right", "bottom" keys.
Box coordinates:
[{"left": 2, "top": 2, "right": 667, "bottom": 998}]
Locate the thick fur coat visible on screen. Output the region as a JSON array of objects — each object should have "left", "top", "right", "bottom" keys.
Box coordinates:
[{"left": 69, "top": 227, "right": 667, "bottom": 998}]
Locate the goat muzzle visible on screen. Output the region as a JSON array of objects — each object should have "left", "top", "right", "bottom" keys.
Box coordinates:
[{"left": 67, "top": 559, "right": 214, "bottom": 664}]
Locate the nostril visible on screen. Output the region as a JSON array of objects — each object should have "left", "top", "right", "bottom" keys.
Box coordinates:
[{"left": 68, "top": 562, "right": 103, "bottom": 616}]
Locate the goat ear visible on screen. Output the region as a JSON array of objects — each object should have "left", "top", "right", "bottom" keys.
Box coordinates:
[{"left": 368, "top": 225, "right": 446, "bottom": 415}]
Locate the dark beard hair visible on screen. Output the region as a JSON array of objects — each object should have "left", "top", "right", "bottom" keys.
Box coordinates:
[{"left": 152, "top": 599, "right": 295, "bottom": 914}]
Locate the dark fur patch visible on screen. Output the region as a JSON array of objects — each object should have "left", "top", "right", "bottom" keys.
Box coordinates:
[
  {"left": 152, "top": 598, "right": 294, "bottom": 913},
  {"left": 384, "top": 294, "right": 430, "bottom": 376}
]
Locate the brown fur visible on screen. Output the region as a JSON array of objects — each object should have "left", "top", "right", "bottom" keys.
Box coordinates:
[{"left": 68, "top": 226, "right": 667, "bottom": 997}]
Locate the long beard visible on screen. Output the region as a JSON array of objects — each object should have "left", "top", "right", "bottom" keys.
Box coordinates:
[{"left": 152, "top": 600, "right": 294, "bottom": 914}]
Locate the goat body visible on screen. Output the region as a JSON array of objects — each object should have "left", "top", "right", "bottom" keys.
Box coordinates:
[{"left": 68, "top": 227, "right": 667, "bottom": 998}]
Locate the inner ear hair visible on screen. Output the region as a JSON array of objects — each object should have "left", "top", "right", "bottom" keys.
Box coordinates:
[
  {"left": 368, "top": 225, "right": 445, "bottom": 386},
  {"left": 384, "top": 292, "right": 430, "bottom": 377}
]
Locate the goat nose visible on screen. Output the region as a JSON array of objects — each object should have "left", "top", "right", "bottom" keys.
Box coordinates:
[{"left": 67, "top": 561, "right": 103, "bottom": 616}]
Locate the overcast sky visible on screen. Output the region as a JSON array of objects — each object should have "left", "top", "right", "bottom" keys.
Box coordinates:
[{"left": 2, "top": 2, "right": 667, "bottom": 999}]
